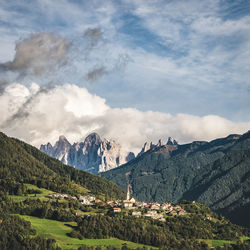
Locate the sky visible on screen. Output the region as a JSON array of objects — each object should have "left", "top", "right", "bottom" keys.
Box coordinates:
[{"left": 0, "top": 0, "right": 250, "bottom": 153}]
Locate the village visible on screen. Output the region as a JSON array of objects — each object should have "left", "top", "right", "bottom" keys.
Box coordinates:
[{"left": 46, "top": 185, "right": 188, "bottom": 222}]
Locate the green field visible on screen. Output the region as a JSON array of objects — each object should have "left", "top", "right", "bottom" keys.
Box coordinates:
[
  {"left": 201, "top": 237, "right": 250, "bottom": 248},
  {"left": 9, "top": 184, "right": 52, "bottom": 202},
  {"left": 20, "top": 215, "right": 157, "bottom": 249},
  {"left": 9, "top": 184, "right": 72, "bottom": 203},
  {"left": 203, "top": 239, "right": 234, "bottom": 247}
]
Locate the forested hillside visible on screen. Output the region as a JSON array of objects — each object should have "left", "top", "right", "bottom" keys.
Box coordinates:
[
  {"left": 0, "top": 132, "right": 124, "bottom": 200},
  {"left": 102, "top": 131, "right": 250, "bottom": 227},
  {"left": 1, "top": 191, "right": 250, "bottom": 249}
]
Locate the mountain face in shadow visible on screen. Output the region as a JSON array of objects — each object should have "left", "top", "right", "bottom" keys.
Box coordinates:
[{"left": 102, "top": 131, "right": 250, "bottom": 227}]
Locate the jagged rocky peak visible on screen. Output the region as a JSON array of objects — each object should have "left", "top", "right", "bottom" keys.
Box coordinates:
[
  {"left": 138, "top": 137, "right": 178, "bottom": 157},
  {"left": 143, "top": 142, "right": 152, "bottom": 152},
  {"left": 53, "top": 135, "right": 72, "bottom": 164},
  {"left": 59, "top": 135, "right": 68, "bottom": 141},
  {"left": 157, "top": 139, "right": 162, "bottom": 147},
  {"left": 84, "top": 132, "right": 102, "bottom": 145},
  {"left": 81, "top": 132, "right": 102, "bottom": 154},
  {"left": 40, "top": 132, "right": 135, "bottom": 174},
  {"left": 54, "top": 135, "right": 71, "bottom": 151},
  {"left": 167, "top": 137, "right": 178, "bottom": 145},
  {"left": 39, "top": 135, "right": 72, "bottom": 165},
  {"left": 40, "top": 142, "right": 53, "bottom": 152},
  {"left": 137, "top": 141, "right": 155, "bottom": 157}
]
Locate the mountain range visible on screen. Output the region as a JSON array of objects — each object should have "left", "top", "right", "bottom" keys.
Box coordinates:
[
  {"left": 40, "top": 134, "right": 178, "bottom": 174},
  {"left": 102, "top": 131, "right": 250, "bottom": 228},
  {"left": 40, "top": 133, "right": 135, "bottom": 174}
]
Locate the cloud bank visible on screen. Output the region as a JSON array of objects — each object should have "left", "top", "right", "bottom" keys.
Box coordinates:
[{"left": 1, "top": 82, "right": 249, "bottom": 153}]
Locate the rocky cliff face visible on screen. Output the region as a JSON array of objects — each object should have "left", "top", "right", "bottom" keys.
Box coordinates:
[
  {"left": 40, "top": 133, "right": 135, "bottom": 174},
  {"left": 137, "top": 137, "right": 178, "bottom": 157}
]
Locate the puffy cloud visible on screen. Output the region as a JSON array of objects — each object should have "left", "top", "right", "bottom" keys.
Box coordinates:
[{"left": 0, "top": 83, "right": 249, "bottom": 153}]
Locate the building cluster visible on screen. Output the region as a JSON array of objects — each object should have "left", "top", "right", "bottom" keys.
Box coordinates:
[
  {"left": 79, "top": 195, "right": 96, "bottom": 205},
  {"left": 110, "top": 185, "right": 188, "bottom": 221},
  {"left": 46, "top": 185, "right": 188, "bottom": 222},
  {"left": 46, "top": 193, "right": 100, "bottom": 205},
  {"left": 112, "top": 200, "right": 188, "bottom": 221},
  {"left": 46, "top": 193, "right": 75, "bottom": 200}
]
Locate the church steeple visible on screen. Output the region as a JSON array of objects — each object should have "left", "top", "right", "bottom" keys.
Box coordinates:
[{"left": 126, "top": 184, "right": 130, "bottom": 200}]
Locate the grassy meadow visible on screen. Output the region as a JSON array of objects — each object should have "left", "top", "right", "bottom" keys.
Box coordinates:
[
  {"left": 20, "top": 215, "right": 157, "bottom": 249},
  {"left": 9, "top": 184, "right": 52, "bottom": 202}
]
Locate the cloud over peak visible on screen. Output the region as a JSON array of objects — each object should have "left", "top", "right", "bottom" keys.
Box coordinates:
[{"left": 0, "top": 82, "right": 249, "bottom": 153}]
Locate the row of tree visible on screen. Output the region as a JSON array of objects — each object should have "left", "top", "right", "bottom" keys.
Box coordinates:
[{"left": 72, "top": 210, "right": 249, "bottom": 248}]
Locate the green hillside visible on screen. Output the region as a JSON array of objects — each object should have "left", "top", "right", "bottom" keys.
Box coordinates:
[
  {"left": 102, "top": 131, "right": 250, "bottom": 227},
  {"left": 18, "top": 215, "right": 154, "bottom": 249},
  {"left": 2, "top": 191, "right": 250, "bottom": 249},
  {"left": 0, "top": 132, "right": 124, "bottom": 200},
  {"left": 1, "top": 131, "right": 250, "bottom": 249}
]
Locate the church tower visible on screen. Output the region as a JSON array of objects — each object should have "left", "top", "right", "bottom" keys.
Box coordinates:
[{"left": 126, "top": 184, "right": 130, "bottom": 200}]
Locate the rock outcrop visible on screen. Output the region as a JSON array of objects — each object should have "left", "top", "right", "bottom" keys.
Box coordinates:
[
  {"left": 137, "top": 137, "right": 178, "bottom": 157},
  {"left": 40, "top": 133, "right": 135, "bottom": 174},
  {"left": 166, "top": 137, "right": 178, "bottom": 146}
]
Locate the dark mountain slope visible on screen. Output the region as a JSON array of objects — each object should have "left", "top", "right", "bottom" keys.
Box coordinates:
[
  {"left": 0, "top": 132, "right": 124, "bottom": 200},
  {"left": 102, "top": 131, "right": 250, "bottom": 227}
]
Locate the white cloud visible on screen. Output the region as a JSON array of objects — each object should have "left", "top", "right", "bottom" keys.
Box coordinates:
[
  {"left": 0, "top": 83, "right": 249, "bottom": 153},
  {"left": 0, "top": 0, "right": 249, "bottom": 124}
]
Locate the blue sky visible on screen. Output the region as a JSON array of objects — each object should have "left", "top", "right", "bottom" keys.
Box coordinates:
[{"left": 0, "top": 0, "right": 250, "bottom": 150}]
